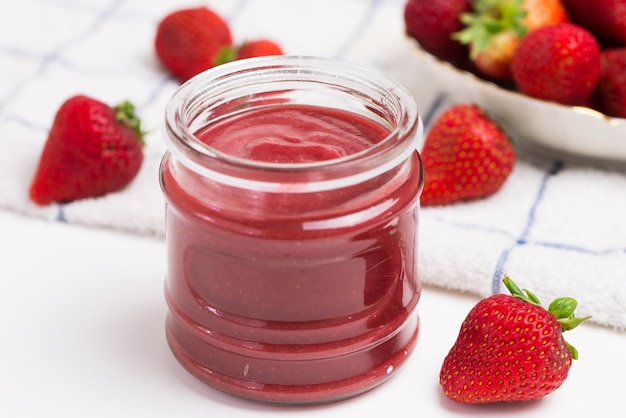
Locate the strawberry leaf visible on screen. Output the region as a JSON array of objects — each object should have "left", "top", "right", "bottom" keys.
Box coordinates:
[
  {"left": 560, "top": 315, "right": 592, "bottom": 332},
  {"left": 565, "top": 340, "right": 579, "bottom": 360},
  {"left": 522, "top": 288, "right": 541, "bottom": 305},
  {"left": 548, "top": 297, "right": 591, "bottom": 332},
  {"left": 548, "top": 297, "right": 577, "bottom": 320},
  {"left": 453, "top": 0, "right": 528, "bottom": 58},
  {"left": 502, "top": 275, "right": 590, "bottom": 363},
  {"left": 547, "top": 296, "right": 591, "bottom": 360},
  {"left": 214, "top": 46, "right": 237, "bottom": 66},
  {"left": 503, "top": 275, "right": 541, "bottom": 306},
  {"left": 114, "top": 100, "right": 146, "bottom": 145}
]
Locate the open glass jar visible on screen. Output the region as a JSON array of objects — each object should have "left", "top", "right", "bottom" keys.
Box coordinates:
[{"left": 160, "top": 56, "right": 424, "bottom": 404}]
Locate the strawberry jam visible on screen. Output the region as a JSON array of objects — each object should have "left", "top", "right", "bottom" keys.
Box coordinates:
[{"left": 160, "top": 57, "right": 423, "bottom": 404}]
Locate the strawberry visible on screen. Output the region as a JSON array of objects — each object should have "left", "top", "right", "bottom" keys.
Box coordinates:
[
  {"left": 440, "top": 276, "right": 590, "bottom": 404},
  {"left": 155, "top": 6, "right": 233, "bottom": 82},
  {"left": 594, "top": 48, "right": 626, "bottom": 118},
  {"left": 420, "top": 104, "right": 515, "bottom": 207},
  {"left": 403, "top": 0, "right": 472, "bottom": 66},
  {"left": 454, "top": 0, "right": 569, "bottom": 81},
  {"left": 29, "top": 95, "right": 145, "bottom": 205},
  {"left": 563, "top": 0, "right": 626, "bottom": 45},
  {"left": 511, "top": 23, "right": 601, "bottom": 105},
  {"left": 235, "top": 39, "right": 284, "bottom": 60},
  {"left": 213, "top": 39, "right": 284, "bottom": 66}
]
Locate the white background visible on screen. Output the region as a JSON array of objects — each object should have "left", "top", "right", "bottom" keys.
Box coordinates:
[{"left": 1, "top": 209, "right": 623, "bottom": 417}]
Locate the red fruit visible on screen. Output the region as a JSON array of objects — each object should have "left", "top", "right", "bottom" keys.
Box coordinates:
[
  {"left": 594, "top": 48, "right": 626, "bottom": 118},
  {"left": 235, "top": 39, "right": 284, "bottom": 60},
  {"left": 29, "top": 95, "right": 145, "bottom": 205},
  {"left": 440, "top": 276, "right": 590, "bottom": 404},
  {"left": 454, "top": 0, "right": 569, "bottom": 81},
  {"left": 404, "top": 0, "right": 472, "bottom": 66},
  {"left": 155, "top": 7, "right": 233, "bottom": 82},
  {"left": 563, "top": 0, "right": 626, "bottom": 44},
  {"left": 468, "top": 30, "right": 521, "bottom": 82},
  {"left": 420, "top": 104, "right": 515, "bottom": 207},
  {"left": 511, "top": 23, "right": 601, "bottom": 105},
  {"left": 523, "top": 0, "right": 569, "bottom": 30}
]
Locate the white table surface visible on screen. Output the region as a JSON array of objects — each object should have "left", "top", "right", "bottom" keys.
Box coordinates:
[{"left": 1, "top": 208, "right": 623, "bottom": 417}]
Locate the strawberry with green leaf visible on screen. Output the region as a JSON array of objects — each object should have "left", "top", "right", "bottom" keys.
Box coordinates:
[
  {"left": 454, "top": 0, "right": 569, "bottom": 81},
  {"left": 29, "top": 95, "right": 145, "bottom": 205},
  {"left": 440, "top": 275, "right": 590, "bottom": 404}
]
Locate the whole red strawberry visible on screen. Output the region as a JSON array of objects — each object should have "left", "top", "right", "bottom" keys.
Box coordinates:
[
  {"left": 235, "top": 39, "right": 284, "bottom": 60},
  {"left": 440, "top": 276, "right": 590, "bottom": 404},
  {"left": 29, "top": 95, "right": 145, "bottom": 205},
  {"left": 155, "top": 7, "right": 233, "bottom": 82},
  {"left": 454, "top": 0, "right": 569, "bottom": 81},
  {"left": 404, "top": 0, "right": 472, "bottom": 66},
  {"left": 594, "top": 48, "right": 626, "bottom": 118},
  {"left": 563, "top": 0, "right": 626, "bottom": 44},
  {"left": 420, "top": 104, "right": 515, "bottom": 206},
  {"left": 511, "top": 23, "right": 601, "bottom": 105}
]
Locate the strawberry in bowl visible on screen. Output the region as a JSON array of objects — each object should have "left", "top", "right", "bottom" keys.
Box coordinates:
[{"left": 403, "top": 0, "right": 626, "bottom": 163}]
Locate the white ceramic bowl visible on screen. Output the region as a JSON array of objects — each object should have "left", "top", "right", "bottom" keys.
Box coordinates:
[{"left": 411, "top": 44, "right": 626, "bottom": 165}]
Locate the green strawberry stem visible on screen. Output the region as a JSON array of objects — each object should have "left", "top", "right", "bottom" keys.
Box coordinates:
[
  {"left": 114, "top": 100, "right": 146, "bottom": 146},
  {"left": 214, "top": 45, "right": 237, "bottom": 66},
  {"left": 502, "top": 275, "right": 591, "bottom": 360},
  {"left": 453, "top": 0, "right": 528, "bottom": 58}
]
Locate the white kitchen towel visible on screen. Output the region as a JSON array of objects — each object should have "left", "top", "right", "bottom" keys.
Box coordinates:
[{"left": 1, "top": 0, "right": 625, "bottom": 330}]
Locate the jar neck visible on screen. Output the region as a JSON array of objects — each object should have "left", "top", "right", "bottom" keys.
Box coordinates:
[{"left": 164, "top": 56, "right": 422, "bottom": 193}]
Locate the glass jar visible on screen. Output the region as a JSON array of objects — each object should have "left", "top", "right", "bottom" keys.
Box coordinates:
[{"left": 160, "top": 56, "right": 424, "bottom": 404}]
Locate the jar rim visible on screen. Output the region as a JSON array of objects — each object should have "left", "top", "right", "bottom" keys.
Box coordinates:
[{"left": 164, "top": 55, "right": 422, "bottom": 192}]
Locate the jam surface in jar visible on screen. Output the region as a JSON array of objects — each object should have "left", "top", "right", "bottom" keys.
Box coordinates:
[{"left": 196, "top": 105, "right": 389, "bottom": 163}]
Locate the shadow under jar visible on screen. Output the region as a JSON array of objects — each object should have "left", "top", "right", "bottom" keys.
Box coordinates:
[{"left": 160, "top": 56, "right": 424, "bottom": 405}]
